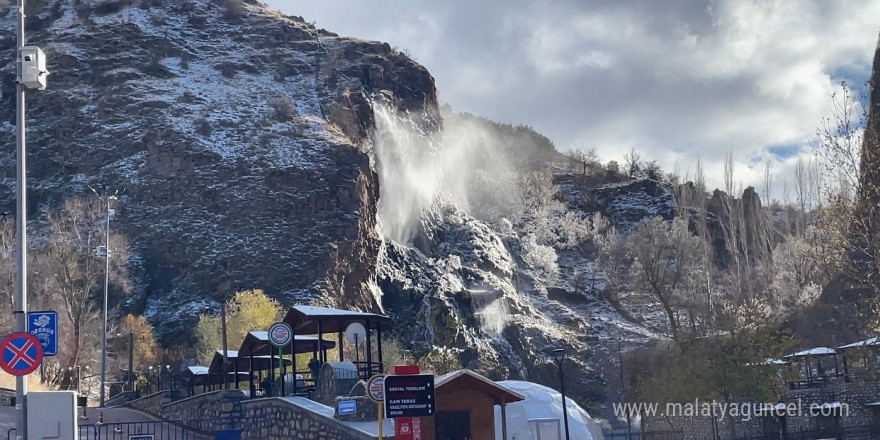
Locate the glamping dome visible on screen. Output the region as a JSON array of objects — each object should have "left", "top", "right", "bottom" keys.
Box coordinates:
[{"left": 494, "top": 381, "right": 604, "bottom": 440}]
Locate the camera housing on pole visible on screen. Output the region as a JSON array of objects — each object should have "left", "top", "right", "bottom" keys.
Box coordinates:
[{"left": 20, "top": 46, "right": 48, "bottom": 90}]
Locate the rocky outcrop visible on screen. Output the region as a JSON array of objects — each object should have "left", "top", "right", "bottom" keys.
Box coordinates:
[
  {"left": 593, "top": 179, "right": 676, "bottom": 229},
  {"left": 859, "top": 32, "right": 880, "bottom": 210},
  {"left": 0, "top": 0, "right": 437, "bottom": 338}
]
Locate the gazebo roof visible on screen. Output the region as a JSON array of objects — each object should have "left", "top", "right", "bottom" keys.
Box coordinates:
[
  {"left": 185, "top": 366, "right": 209, "bottom": 376},
  {"left": 837, "top": 337, "right": 880, "bottom": 350},
  {"left": 436, "top": 369, "right": 525, "bottom": 405},
  {"left": 207, "top": 349, "right": 292, "bottom": 374},
  {"left": 282, "top": 305, "right": 391, "bottom": 334},
  {"left": 237, "top": 331, "right": 336, "bottom": 357},
  {"left": 184, "top": 365, "right": 248, "bottom": 386},
  {"left": 783, "top": 347, "right": 837, "bottom": 358}
]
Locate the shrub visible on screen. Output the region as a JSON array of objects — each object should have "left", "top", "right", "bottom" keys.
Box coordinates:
[
  {"left": 270, "top": 97, "right": 297, "bottom": 122},
  {"left": 221, "top": 0, "right": 245, "bottom": 19},
  {"left": 195, "top": 118, "right": 212, "bottom": 137}
]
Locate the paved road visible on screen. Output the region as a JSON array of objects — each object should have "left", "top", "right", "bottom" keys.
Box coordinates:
[{"left": 2, "top": 407, "right": 210, "bottom": 440}]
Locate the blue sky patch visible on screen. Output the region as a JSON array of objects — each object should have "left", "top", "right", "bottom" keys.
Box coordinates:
[{"left": 767, "top": 143, "right": 802, "bottom": 159}]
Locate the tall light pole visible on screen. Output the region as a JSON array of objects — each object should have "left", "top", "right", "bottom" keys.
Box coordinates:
[
  {"left": 552, "top": 348, "right": 571, "bottom": 440},
  {"left": 15, "top": 0, "right": 50, "bottom": 437},
  {"left": 91, "top": 185, "right": 118, "bottom": 408}
]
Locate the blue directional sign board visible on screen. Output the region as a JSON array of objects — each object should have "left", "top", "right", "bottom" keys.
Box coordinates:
[
  {"left": 338, "top": 399, "right": 357, "bottom": 415},
  {"left": 214, "top": 430, "right": 242, "bottom": 440},
  {"left": 129, "top": 436, "right": 154, "bottom": 440},
  {"left": 28, "top": 311, "right": 57, "bottom": 357}
]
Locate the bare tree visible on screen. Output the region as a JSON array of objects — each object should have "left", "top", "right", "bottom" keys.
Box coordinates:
[
  {"left": 39, "top": 196, "right": 131, "bottom": 386},
  {"left": 566, "top": 146, "right": 598, "bottom": 176},
  {"left": 0, "top": 219, "right": 14, "bottom": 334},
  {"left": 627, "top": 217, "right": 708, "bottom": 340},
  {"left": 623, "top": 148, "right": 642, "bottom": 178},
  {"left": 815, "top": 82, "right": 880, "bottom": 300}
]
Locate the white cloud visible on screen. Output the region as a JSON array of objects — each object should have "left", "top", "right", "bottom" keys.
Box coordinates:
[{"left": 268, "top": 0, "right": 880, "bottom": 199}]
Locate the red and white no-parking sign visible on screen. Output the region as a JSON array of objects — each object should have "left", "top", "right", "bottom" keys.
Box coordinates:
[{"left": 0, "top": 332, "right": 43, "bottom": 376}]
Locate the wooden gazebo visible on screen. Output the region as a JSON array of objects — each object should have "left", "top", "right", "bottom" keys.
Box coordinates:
[
  {"left": 282, "top": 305, "right": 391, "bottom": 380},
  {"left": 237, "top": 331, "right": 336, "bottom": 396},
  {"left": 783, "top": 347, "right": 839, "bottom": 389},
  {"left": 837, "top": 337, "right": 880, "bottom": 381},
  {"left": 206, "top": 349, "right": 290, "bottom": 395}
]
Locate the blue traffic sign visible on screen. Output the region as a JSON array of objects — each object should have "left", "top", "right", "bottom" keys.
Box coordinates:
[
  {"left": 338, "top": 399, "right": 357, "bottom": 415},
  {"left": 28, "top": 311, "right": 57, "bottom": 357},
  {"left": 129, "top": 436, "right": 154, "bottom": 440},
  {"left": 0, "top": 332, "right": 43, "bottom": 376}
]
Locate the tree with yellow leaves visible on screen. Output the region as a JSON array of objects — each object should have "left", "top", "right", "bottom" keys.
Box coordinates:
[{"left": 195, "top": 289, "right": 282, "bottom": 364}]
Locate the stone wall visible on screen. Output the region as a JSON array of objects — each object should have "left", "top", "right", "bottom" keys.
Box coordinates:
[
  {"left": 240, "top": 398, "right": 379, "bottom": 440},
  {"left": 160, "top": 389, "right": 246, "bottom": 433},
  {"left": 128, "top": 390, "right": 169, "bottom": 417},
  {"left": 0, "top": 388, "right": 14, "bottom": 407},
  {"left": 642, "top": 380, "right": 880, "bottom": 440},
  {"left": 105, "top": 390, "right": 139, "bottom": 407},
  {"left": 126, "top": 388, "right": 382, "bottom": 439}
]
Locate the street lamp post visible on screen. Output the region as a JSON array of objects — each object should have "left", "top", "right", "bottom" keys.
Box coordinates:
[
  {"left": 165, "top": 365, "right": 173, "bottom": 395},
  {"left": 552, "top": 348, "right": 571, "bottom": 440},
  {"left": 91, "top": 185, "right": 118, "bottom": 408}
]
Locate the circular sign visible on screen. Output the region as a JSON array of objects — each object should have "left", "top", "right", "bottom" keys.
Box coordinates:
[
  {"left": 367, "top": 374, "right": 385, "bottom": 402},
  {"left": 268, "top": 322, "right": 293, "bottom": 348},
  {"left": 0, "top": 332, "right": 44, "bottom": 376},
  {"left": 344, "top": 322, "right": 367, "bottom": 346}
]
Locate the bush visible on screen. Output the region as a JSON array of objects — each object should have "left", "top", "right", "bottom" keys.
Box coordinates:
[
  {"left": 195, "top": 118, "right": 212, "bottom": 137},
  {"left": 270, "top": 97, "right": 297, "bottom": 122},
  {"left": 521, "top": 234, "right": 559, "bottom": 281},
  {"left": 221, "top": 0, "right": 246, "bottom": 19},
  {"left": 218, "top": 63, "right": 236, "bottom": 78}
]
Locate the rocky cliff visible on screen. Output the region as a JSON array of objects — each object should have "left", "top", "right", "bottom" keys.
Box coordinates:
[{"left": 0, "top": 0, "right": 436, "bottom": 335}]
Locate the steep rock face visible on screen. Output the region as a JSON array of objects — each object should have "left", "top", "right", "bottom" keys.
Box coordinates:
[
  {"left": 860, "top": 32, "right": 880, "bottom": 210},
  {"left": 593, "top": 179, "right": 676, "bottom": 230},
  {"left": 378, "top": 204, "right": 605, "bottom": 411},
  {"left": 0, "top": 0, "right": 436, "bottom": 337}
]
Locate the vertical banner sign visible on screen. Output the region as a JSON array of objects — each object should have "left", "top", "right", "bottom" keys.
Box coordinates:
[{"left": 27, "top": 311, "right": 57, "bottom": 357}]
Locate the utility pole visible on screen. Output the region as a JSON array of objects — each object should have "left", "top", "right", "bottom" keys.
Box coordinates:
[
  {"left": 127, "top": 331, "right": 134, "bottom": 391},
  {"left": 618, "top": 330, "right": 631, "bottom": 440},
  {"left": 221, "top": 302, "right": 229, "bottom": 390},
  {"left": 91, "top": 185, "right": 118, "bottom": 408},
  {"left": 100, "top": 188, "right": 110, "bottom": 407},
  {"left": 15, "top": 0, "right": 27, "bottom": 438}
]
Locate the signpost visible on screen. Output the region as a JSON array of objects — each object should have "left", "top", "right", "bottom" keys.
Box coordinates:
[
  {"left": 27, "top": 311, "right": 57, "bottom": 357},
  {"left": 0, "top": 332, "right": 43, "bottom": 376},
  {"left": 268, "top": 322, "right": 292, "bottom": 396},
  {"left": 383, "top": 374, "right": 435, "bottom": 418},
  {"left": 367, "top": 375, "right": 386, "bottom": 440},
  {"left": 129, "top": 435, "right": 155, "bottom": 440},
  {"left": 268, "top": 322, "right": 292, "bottom": 348}
]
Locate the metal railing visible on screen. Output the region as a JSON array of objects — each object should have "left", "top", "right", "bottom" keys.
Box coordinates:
[
  {"left": 604, "top": 431, "right": 642, "bottom": 440},
  {"left": 9, "top": 420, "right": 196, "bottom": 440},
  {"left": 735, "top": 424, "right": 880, "bottom": 440},
  {"left": 639, "top": 429, "right": 683, "bottom": 440}
]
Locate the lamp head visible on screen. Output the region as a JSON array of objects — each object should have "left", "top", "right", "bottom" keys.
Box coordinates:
[{"left": 552, "top": 348, "right": 566, "bottom": 362}]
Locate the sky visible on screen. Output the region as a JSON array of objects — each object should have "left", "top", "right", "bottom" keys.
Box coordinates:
[{"left": 265, "top": 0, "right": 880, "bottom": 200}]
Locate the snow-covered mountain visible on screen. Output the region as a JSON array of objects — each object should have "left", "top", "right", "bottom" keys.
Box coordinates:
[{"left": 0, "top": 0, "right": 691, "bottom": 417}]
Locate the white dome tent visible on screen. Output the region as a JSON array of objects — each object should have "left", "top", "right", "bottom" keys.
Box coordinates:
[{"left": 494, "top": 381, "right": 604, "bottom": 440}]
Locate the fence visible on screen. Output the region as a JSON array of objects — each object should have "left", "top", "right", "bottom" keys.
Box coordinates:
[
  {"left": 736, "top": 424, "right": 880, "bottom": 440},
  {"left": 8, "top": 420, "right": 197, "bottom": 440}
]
